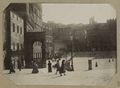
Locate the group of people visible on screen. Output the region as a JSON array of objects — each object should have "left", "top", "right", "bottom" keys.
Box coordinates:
[
  {"left": 32, "top": 58, "right": 71, "bottom": 76},
  {"left": 9, "top": 59, "right": 22, "bottom": 74},
  {"left": 9, "top": 58, "right": 72, "bottom": 76},
  {"left": 48, "top": 59, "right": 66, "bottom": 76}
]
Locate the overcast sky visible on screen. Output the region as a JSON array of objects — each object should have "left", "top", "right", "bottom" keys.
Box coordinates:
[{"left": 42, "top": 4, "right": 116, "bottom": 24}]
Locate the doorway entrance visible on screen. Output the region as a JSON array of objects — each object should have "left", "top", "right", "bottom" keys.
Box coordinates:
[{"left": 24, "top": 32, "right": 46, "bottom": 68}]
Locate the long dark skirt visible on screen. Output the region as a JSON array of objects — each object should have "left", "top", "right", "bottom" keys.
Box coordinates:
[
  {"left": 32, "top": 65, "right": 39, "bottom": 73},
  {"left": 59, "top": 65, "right": 66, "bottom": 74},
  {"left": 48, "top": 66, "right": 52, "bottom": 72},
  {"left": 9, "top": 64, "right": 15, "bottom": 74},
  {"left": 32, "top": 68, "right": 39, "bottom": 73}
]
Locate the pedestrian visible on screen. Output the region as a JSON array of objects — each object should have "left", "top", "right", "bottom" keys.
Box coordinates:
[
  {"left": 32, "top": 61, "right": 39, "bottom": 74},
  {"left": 9, "top": 61, "right": 15, "bottom": 74},
  {"left": 65, "top": 60, "right": 71, "bottom": 71},
  {"left": 59, "top": 60, "right": 66, "bottom": 76},
  {"left": 55, "top": 60, "right": 60, "bottom": 74},
  {"left": 95, "top": 62, "right": 98, "bottom": 67},
  {"left": 18, "top": 59, "right": 22, "bottom": 71},
  {"left": 112, "top": 59, "right": 114, "bottom": 62},
  {"left": 48, "top": 60, "right": 52, "bottom": 73}
]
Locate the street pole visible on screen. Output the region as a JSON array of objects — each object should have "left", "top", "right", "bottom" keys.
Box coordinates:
[
  {"left": 70, "top": 34, "right": 74, "bottom": 71},
  {"left": 66, "top": 48, "right": 67, "bottom": 60}
]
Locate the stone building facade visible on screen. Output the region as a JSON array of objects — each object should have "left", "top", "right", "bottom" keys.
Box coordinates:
[
  {"left": 3, "top": 5, "right": 25, "bottom": 69},
  {"left": 3, "top": 3, "right": 50, "bottom": 69},
  {"left": 10, "top": 11, "right": 24, "bottom": 69}
]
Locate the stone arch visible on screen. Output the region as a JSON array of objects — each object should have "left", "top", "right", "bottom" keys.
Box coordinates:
[{"left": 24, "top": 32, "right": 46, "bottom": 68}]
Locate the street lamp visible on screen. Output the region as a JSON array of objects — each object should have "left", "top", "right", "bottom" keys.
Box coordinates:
[{"left": 70, "top": 33, "right": 74, "bottom": 71}]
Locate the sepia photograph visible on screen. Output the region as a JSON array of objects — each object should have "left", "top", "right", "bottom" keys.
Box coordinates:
[{"left": 2, "top": 3, "right": 117, "bottom": 86}]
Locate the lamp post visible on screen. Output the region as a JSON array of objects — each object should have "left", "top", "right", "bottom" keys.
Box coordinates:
[{"left": 70, "top": 33, "right": 74, "bottom": 71}]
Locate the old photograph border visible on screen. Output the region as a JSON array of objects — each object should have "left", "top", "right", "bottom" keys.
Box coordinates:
[{"left": 0, "top": 0, "right": 119, "bottom": 88}]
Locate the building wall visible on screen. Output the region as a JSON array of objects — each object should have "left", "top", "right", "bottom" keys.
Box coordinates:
[
  {"left": 10, "top": 11, "right": 24, "bottom": 51},
  {"left": 26, "top": 4, "right": 43, "bottom": 32},
  {"left": 26, "top": 3, "right": 43, "bottom": 59},
  {"left": 54, "top": 40, "right": 66, "bottom": 57},
  {"left": 10, "top": 11, "right": 24, "bottom": 68},
  {"left": 4, "top": 3, "right": 53, "bottom": 68},
  {"left": 24, "top": 3, "right": 47, "bottom": 68},
  {"left": 43, "top": 22, "right": 53, "bottom": 59}
]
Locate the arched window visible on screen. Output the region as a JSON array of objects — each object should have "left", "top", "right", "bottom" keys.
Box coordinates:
[{"left": 33, "top": 41, "right": 42, "bottom": 59}]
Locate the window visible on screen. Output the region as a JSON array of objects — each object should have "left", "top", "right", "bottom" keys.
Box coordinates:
[
  {"left": 21, "top": 44, "right": 23, "bottom": 49},
  {"left": 33, "top": 53, "right": 35, "bottom": 58},
  {"left": 20, "top": 27, "right": 22, "bottom": 34},
  {"left": 12, "top": 23, "right": 15, "bottom": 32},
  {"left": 12, "top": 43, "right": 17, "bottom": 51},
  {"left": 12, "top": 13, "right": 14, "bottom": 18},
  {"left": 19, "top": 44, "right": 21, "bottom": 50},
  {"left": 35, "top": 53, "right": 37, "bottom": 58},
  {"left": 17, "top": 25, "right": 19, "bottom": 33},
  {"left": 39, "top": 53, "right": 41, "bottom": 58},
  {"left": 17, "top": 43, "right": 19, "bottom": 50},
  {"left": 17, "top": 16, "right": 18, "bottom": 21},
  {"left": 13, "top": 43, "right": 15, "bottom": 50}
]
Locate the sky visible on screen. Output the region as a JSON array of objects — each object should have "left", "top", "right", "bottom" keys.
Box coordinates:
[{"left": 42, "top": 4, "right": 116, "bottom": 24}]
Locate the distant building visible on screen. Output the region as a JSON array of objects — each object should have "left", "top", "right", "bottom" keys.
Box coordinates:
[
  {"left": 52, "top": 27, "right": 70, "bottom": 57},
  {"left": 43, "top": 22, "right": 53, "bottom": 59},
  {"left": 89, "top": 16, "right": 96, "bottom": 24},
  {"left": 54, "top": 40, "right": 66, "bottom": 57}
]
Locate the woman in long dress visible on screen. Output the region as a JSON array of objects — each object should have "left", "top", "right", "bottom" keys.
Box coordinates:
[
  {"left": 48, "top": 60, "right": 52, "bottom": 73},
  {"left": 55, "top": 60, "right": 60, "bottom": 74},
  {"left": 32, "top": 61, "right": 39, "bottom": 73},
  {"left": 9, "top": 61, "right": 15, "bottom": 74},
  {"left": 59, "top": 60, "right": 66, "bottom": 76}
]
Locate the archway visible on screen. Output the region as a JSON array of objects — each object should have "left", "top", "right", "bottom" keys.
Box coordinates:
[{"left": 24, "top": 32, "right": 46, "bottom": 68}]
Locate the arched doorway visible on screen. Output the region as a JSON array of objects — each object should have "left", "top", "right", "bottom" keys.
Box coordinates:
[
  {"left": 24, "top": 32, "right": 46, "bottom": 68},
  {"left": 33, "top": 41, "right": 42, "bottom": 67}
]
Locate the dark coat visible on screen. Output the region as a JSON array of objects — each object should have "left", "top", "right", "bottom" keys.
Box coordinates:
[
  {"left": 55, "top": 62, "right": 60, "bottom": 71},
  {"left": 32, "top": 62, "right": 39, "bottom": 73},
  {"left": 60, "top": 61, "right": 66, "bottom": 73},
  {"left": 9, "top": 62, "right": 15, "bottom": 73},
  {"left": 48, "top": 62, "right": 52, "bottom": 72},
  {"left": 18, "top": 60, "right": 22, "bottom": 70}
]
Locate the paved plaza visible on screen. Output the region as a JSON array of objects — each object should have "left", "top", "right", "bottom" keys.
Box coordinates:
[{"left": 3, "top": 57, "right": 116, "bottom": 86}]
